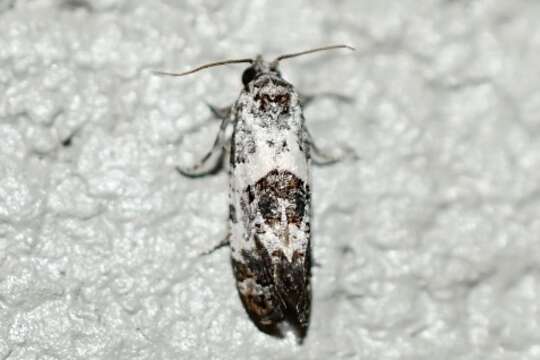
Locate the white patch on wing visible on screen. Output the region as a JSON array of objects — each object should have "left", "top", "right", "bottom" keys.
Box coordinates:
[{"left": 229, "top": 85, "right": 311, "bottom": 263}]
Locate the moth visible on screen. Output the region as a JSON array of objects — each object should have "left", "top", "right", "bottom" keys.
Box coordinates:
[{"left": 155, "top": 45, "right": 354, "bottom": 340}]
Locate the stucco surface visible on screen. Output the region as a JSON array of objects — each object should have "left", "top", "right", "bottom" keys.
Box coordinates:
[{"left": 1, "top": 1, "right": 540, "bottom": 359}]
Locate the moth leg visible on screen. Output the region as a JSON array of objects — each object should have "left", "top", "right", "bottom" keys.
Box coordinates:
[
  {"left": 206, "top": 103, "right": 233, "bottom": 121},
  {"left": 178, "top": 105, "right": 230, "bottom": 142},
  {"left": 305, "top": 126, "right": 359, "bottom": 166},
  {"left": 200, "top": 233, "right": 230, "bottom": 256},
  {"left": 176, "top": 151, "right": 225, "bottom": 177},
  {"left": 176, "top": 109, "right": 233, "bottom": 177},
  {"left": 299, "top": 92, "right": 353, "bottom": 108},
  {"left": 300, "top": 91, "right": 355, "bottom": 165}
]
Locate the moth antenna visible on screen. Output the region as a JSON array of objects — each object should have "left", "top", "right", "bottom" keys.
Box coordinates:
[
  {"left": 273, "top": 44, "right": 355, "bottom": 63},
  {"left": 153, "top": 58, "right": 253, "bottom": 77}
]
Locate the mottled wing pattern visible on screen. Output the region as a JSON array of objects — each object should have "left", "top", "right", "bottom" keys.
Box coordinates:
[
  {"left": 228, "top": 74, "right": 312, "bottom": 338},
  {"left": 232, "top": 170, "right": 311, "bottom": 337}
]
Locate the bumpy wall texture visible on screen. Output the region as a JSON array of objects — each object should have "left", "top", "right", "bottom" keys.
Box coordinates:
[{"left": 1, "top": 0, "right": 540, "bottom": 359}]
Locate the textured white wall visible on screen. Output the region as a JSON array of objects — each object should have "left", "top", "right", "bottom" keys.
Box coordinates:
[{"left": 1, "top": 0, "right": 540, "bottom": 359}]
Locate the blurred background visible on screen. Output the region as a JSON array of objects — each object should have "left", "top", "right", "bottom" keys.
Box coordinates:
[{"left": 1, "top": 0, "right": 540, "bottom": 359}]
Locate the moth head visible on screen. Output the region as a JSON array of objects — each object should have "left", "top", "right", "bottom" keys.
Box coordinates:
[
  {"left": 153, "top": 45, "right": 355, "bottom": 90},
  {"left": 241, "top": 55, "right": 282, "bottom": 89}
]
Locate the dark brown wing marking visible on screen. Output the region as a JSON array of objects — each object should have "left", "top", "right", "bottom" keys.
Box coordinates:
[{"left": 233, "top": 169, "right": 311, "bottom": 339}]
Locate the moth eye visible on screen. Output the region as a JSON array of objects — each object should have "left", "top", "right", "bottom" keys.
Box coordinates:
[{"left": 242, "top": 66, "right": 257, "bottom": 87}]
